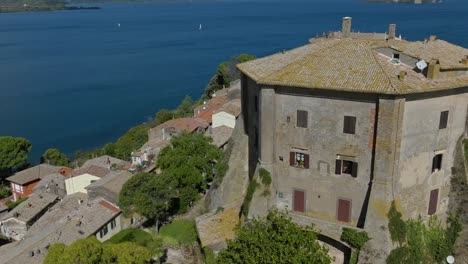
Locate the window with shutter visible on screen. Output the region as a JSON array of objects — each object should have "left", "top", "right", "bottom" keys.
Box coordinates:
[
  {"left": 296, "top": 110, "right": 308, "bottom": 128},
  {"left": 335, "top": 157, "right": 358, "bottom": 177},
  {"left": 439, "top": 111, "right": 449, "bottom": 129},
  {"left": 343, "top": 116, "right": 356, "bottom": 134},
  {"left": 290, "top": 151, "right": 309, "bottom": 169},
  {"left": 428, "top": 189, "right": 439, "bottom": 215},
  {"left": 432, "top": 154, "right": 443, "bottom": 173}
]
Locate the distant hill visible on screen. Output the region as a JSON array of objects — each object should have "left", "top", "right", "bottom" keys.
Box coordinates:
[{"left": 368, "top": 0, "right": 441, "bottom": 3}]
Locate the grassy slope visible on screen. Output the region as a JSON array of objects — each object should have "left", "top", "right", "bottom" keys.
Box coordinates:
[{"left": 158, "top": 220, "right": 198, "bottom": 247}]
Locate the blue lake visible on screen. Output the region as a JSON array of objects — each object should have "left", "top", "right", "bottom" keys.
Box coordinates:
[{"left": 0, "top": 0, "right": 467, "bottom": 162}]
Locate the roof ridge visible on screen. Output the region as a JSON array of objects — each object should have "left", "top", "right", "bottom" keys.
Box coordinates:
[{"left": 369, "top": 46, "right": 397, "bottom": 92}]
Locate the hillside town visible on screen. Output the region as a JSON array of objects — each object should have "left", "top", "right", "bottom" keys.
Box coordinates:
[{"left": 0, "top": 17, "right": 467, "bottom": 264}]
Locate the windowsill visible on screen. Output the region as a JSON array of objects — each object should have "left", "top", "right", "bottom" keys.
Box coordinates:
[{"left": 292, "top": 165, "right": 307, "bottom": 169}]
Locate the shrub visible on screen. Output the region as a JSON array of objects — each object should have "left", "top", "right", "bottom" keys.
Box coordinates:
[
  {"left": 6, "top": 197, "right": 27, "bottom": 210},
  {"left": 340, "top": 228, "right": 370, "bottom": 250},
  {"left": 203, "top": 247, "right": 216, "bottom": 264},
  {"left": 0, "top": 185, "right": 11, "bottom": 199},
  {"left": 259, "top": 168, "right": 272, "bottom": 186},
  {"left": 241, "top": 179, "right": 258, "bottom": 217}
]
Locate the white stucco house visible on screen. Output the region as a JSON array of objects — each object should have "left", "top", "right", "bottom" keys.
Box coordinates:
[{"left": 212, "top": 99, "right": 241, "bottom": 129}]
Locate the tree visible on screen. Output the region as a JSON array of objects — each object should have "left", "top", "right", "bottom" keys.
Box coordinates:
[
  {"left": 217, "top": 209, "right": 331, "bottom": 264},
  {"left": 203, "top": 53, "right": 256, "bottom": 99},
  {"left": 44, "top": 237, "right": 152, "bottom": 264},
  {"left": 41, "top": 148, "right": 69, "bottom": 166},
  {"left": 174, "top": 95, "right": 194, "bottom": 118},
  {"left": 156, "top": 132, "right": 225, "bottom": 212},
  {"left": 386, "top": 201, "right": 463, "bottom": 264},
  {"left": 119, "top": 172, "right": 178, "bottom": 231},
  {"left": 112, "top": 124, "right": 149, "bottom": 161},
  {"left": 0, "top": 136, "right": 31, "bottom": 177},
  {"left": 155, "top": 109, "right": 174, "bottom": 125}
]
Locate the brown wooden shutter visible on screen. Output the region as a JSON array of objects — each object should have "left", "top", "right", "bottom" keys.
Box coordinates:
[
  {"left": 351, "top": 162, "right": 358, "bottom": 178},
  {"left": 428, "top": 189, "right": 439, "bottom": 215},
  {"left": 343, "top": 116, "right": 356, "bottom": 134},
  {"left": 297, "top": 110, "right": 308, "bottom": 128},
  {"left": 439, "top": 111, "right": 449, "bottom": 129},
  {"left": 290, "top": 152, "right": 295, "bottom": 166},
  {"left": 335, "top": 160, "right": 342, "bottom": 175},
  {"left": 304, "top": 154, "right": 310, "bottom": 169},
  {"left": 293, "top": 190, "right": 305, "bottom": 212},
  {"left": 337, "top": 199, "right": 351, "bottom": 222}
]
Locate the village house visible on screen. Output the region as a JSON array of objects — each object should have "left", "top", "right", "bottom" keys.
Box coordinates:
[
  {"left": 212, "top": 98, "right": 241, "bottom": 129},
  {"left": 0, "top": 193, "right": 58, "bottom": 241},
  {"left": 64, "top": 156, "right": 130, "bottom": 195},
  {"left": 6, "top": 164, "right": 71, "bottom": 202},
  {"left": 193, "top": 95, "right": 228, "bottom": 124},
  {"left": 237, "top": 17, "right": 468, "bottom": 260},
  {"left": 0, "top": 193, "right": 122, "bottom": 264}
]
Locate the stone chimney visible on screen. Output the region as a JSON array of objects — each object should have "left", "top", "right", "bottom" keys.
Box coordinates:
[
  {"left": 342, "top": 17, "right": 352, "bottom": 38},
  {"left": 461, "top": 55, "right": 468, "bottom": 65},
  {"left": 398, "top": 71, "right": 407, "bottom": 81},
  {"left": 427, "top": 59, "right": 440, "bottom": 80},
  {"left": 388, "top": 24, "right": 396, "bottom": 39},
  {"left": 429, "top": 35, "right": 437, "bottom": 41}
]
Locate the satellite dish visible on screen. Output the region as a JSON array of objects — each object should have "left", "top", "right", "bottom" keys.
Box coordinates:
[
  {"left": 416, "top": 60, "right": 428, "bottom": 71},
  {"left": 447, "top": 255, "right": 455, "bottom": 264}
]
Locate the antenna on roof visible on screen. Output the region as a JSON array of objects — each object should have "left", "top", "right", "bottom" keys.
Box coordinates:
[{"left": 416, "top": 60, "right": 428, "bottom": 72}]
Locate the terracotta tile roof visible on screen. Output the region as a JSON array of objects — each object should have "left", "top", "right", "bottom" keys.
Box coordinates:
[
  {"left": 151, "top": 117, "right": 209, "bottom": 135},
  {"left": 0, "top": 193, "right": 58, "bottom": 223},
  {"left": 214, "top": 99, "right": 241, "bottom": 117},
  {"left": 237, "top": 36, "right": 468, "bottom": 95},
  {"left": 0, "top": 194, "right": 121, "bottom": 264},
  {"left": 98, "top": 200, "right": 120, "bottom": 213},
  {"left": 71, "top": 165, "right": 109, "bottom": 178},
  {"left": 7, "top": 164, "right": 67, "bottom": 185},
  {"left": 206, "top": 126, "right": 234, "bottom": 148},
  {"left": 194, "top": 96, "right": 228, "bottom": 123},
  {"left": 82, "top": 155, "right": 130, "bottom": 170}
]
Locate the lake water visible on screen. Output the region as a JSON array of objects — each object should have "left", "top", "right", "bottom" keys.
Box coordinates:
[{"left": 1, "top": 0, "right": 467, "bottom": 162}]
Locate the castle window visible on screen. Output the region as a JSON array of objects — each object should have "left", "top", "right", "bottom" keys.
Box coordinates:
[
  {"left": 439, "top": 111, "right": 449, "bottom": 129},
  {"left": 335, "top": 156, "right": 358, "bottom": 178},
  {"left": 290, "top": 152, "right": 309, "bottom": 169},
  {"left": 432, "top": 154, "right": 443, "bottom": 173},
  {"left": 343, "top": 116, "right": 356, "bottom": 134},
  {"left": 296, "top": 110, "right": 308, "bottom": 128},
  {"left": 392, "top": 53, "right": 400, "bottom": 60}
]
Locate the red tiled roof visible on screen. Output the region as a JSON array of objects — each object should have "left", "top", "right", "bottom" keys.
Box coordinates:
[
  {"left": 194, "top": 96, "right": 228, "bottom": 124},
  {"left": 98, "top": 200, "right": 120, "bottom": 213},
  {"left": 214, "top": 99, "right": 241, "bottom": 117},
  {"left": 154, "top": 117, "right": 209, "bottom": 134}
]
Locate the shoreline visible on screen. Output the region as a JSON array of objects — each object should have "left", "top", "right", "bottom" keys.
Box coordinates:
[{"left": 0, "top": 5, "right": 100, "bottom": 13}]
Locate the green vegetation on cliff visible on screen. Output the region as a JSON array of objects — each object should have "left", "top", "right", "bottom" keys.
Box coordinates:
[
  {"left": 386, "top": 201, "right": 462, "bottom": 264},
  {"left": 217, "top": 210, "right": 331, "bottom": 264}
]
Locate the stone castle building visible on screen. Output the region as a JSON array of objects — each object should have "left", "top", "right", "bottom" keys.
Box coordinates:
[{"left": 237, "top": 17, "right": 468, "bottom": 261}]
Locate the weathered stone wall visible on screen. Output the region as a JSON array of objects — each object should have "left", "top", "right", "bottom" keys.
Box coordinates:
[
  {"left": 397, "top": 92, "right": 468, "bottom": 219},
  {"left": 259, "top": 86, "right": 377, "bottom": 227}
]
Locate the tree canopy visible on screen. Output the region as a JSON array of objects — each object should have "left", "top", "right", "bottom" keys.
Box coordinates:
[
  {"left": 44, "top": 237, "right": 152, "bottom": 264},
  {"left": 217, "top": 210, "right": 331, "bottom": 264},
  {"left": 119, "top": 172, "right": 178, "bottom": 223},
  {"left": 41, "top": 148, "right": 69, "bottom": 166},
  {"left": 156, "top": 132, "right": 226, "bottom": 212},
  {"left": 0, "top": 136, "right": 31, "bottom": 177},
  {"left": 203, "top": 53, "right": 256, "bottom": 99}
]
